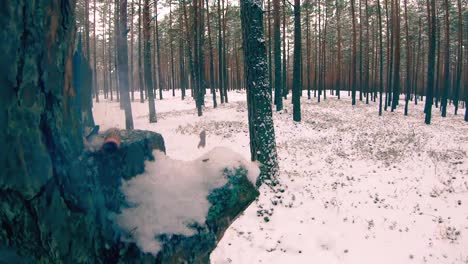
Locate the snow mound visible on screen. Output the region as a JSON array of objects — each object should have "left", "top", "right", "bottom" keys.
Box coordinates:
[{"left": 115, "top": 147, "right": 260, "bottom": 254}]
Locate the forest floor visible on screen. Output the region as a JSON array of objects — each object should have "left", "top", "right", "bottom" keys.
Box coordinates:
[{"left": 94, "top": 90, "right": 468, "bottom": 264}]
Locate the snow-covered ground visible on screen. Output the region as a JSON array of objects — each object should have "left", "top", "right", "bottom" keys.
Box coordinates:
[{"left": 94, "top": 90, "right": 468, "bottom": 264}]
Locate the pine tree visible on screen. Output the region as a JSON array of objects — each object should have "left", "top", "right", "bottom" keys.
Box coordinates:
[
  {"left": 154, "top": 0, "right": 164, "bottom": 100},
  {"left": 282, "top": 0, "right": 288, "bottom": 99},
  {"left": 292, "top": 0, "right": 301, "bottom": 121},
  {"left": 274, "top": 0, "right": 283, "bottom": 111},
  {"left": 218, "top": 0, "right": 225, "bottom": 104},
  {"left": 239, "top": 0, "right": 279, "bottom": 183},
  {"left": 403, "top": 0, "right": 411, "bottom": 115},
  {"left": 144, "top": 0, "right": 157, "bottom": 122},
  {"left": 138, "top": 0, "right": 145, "bottom": 102},
  {"left": 440, "top": 0, "right": 450, "bottom": 117},
  {"left": 424, "top": 0, "right": 436, "bottom": 124},
  {"left": 93, "top": 0, "right": 99, "bottom": 102},
  {"left": 377, "top": 0, "right": 384, "bottom": 115},
  {"left": 351, "top": 0, "right": 357, "bottom": 105},
  {"left": 206, "top": 0, "right": 218, "bottom": 108},
  {"left": 179, "top": 0, "right": 187, "bottom": 100},
  {"left": 117, "top": 0, "right": 134, "bottom": 129},
  {"left": 391, "top": 0, "right": 400, "bottom": 111},
  {"left": 169, "top": 2, "right": 176, "bottom": 97},
  {"left": 336, "top": 0, "right": 342, "bottom": 99},
  {"left": 306, "top": 0, "right": 312, "bottom": 99},
  {"left": 454, "top": 0, "right": 462, "bottom": 115},
  {"left": 130, "top": 0, "right": 135, "bottom": 101}
]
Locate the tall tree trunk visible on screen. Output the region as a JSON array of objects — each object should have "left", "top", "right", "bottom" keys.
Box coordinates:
[
  {"left": 193, "top": 0, "right": 205, "bottom": 116},
  {"left": 240, "top": 0, "right": 279, "bottom": 183},
  {"left": 179, "top": 1, "right": 187, "bottom": 100},
  {"left": 322, "top": 1, "right": 328, "bottom": 100},
  {"left": 93, "top": 0, "right": 99, "bottom": 103},
  {"left": 193, "top": 0, "right": 201, "bottom": 115},
  {"left": 441, "top": 0, "right": 450, "bottom": 117},
  {"left": 391, "top": 0, "right": 400, "bottom": 111},
  {"left": 274, "top": 0, "right": 283, "bottom": 110},
  {"left": 169, "top": 3, "right": 176, "bottom": 97},
  {"left": 103, "top": 4, "right": 108, "bottom": 100},
  {"left": 454, "top": 0, "right": 462, "bottom": 115},
  {"left": 336, "top": 0, "right": 342, "bottom": 99},
  {"left": 118, "top": 0, "right": 134, "bottom": 129},
  {"left": 206, "top": 0, "right": 218, "bottom": 108},
  {"left": 217, "top": 0, "right": 225, "bottom": 103},
  {"left": 144, "top": 0, "right": 157, "bottom": 122},
  {"left": 435, "top": 17, "right": 441, "bottom": 108},
  {"left": 292, "top": 0, "right": 302, "bottom": 121},
  {"left": 268, "top": 0, "right": 273, "bottom": 101},
  {"left": 222, "top": 1, "right": 229, "bottom": 103},
  {"left": 183, "top": 0, "right": 196, "bottom": 101},
  {"left": 424, "top": 0, "right": 436, "bottom": 124},
  {"left": 130, "top": 0, "right": 135, "bottom": 101},
  {"left": 403, "top": 0, "right": 411, "bottom": 115},
  {"left": 306, "top": 0, "right": 311, "bottom": 100},
  {"left": 465, "top": 10, "right": 468, "bottom": 122},
  {"left": 359, "top": 0, "right": 363, "bottom": 101},
  {"left": 364, "top": 0, "right": 370, "bottom": 104},
  {"left": 314, "top": 5, "right": 318, "bottom": 98},
  {"left": 113, "top": 0, "right": 119, "bottom": 103},
  {"left": 378, "top": 0, "right": 384, "bottom": 115},
  {"left": 414, "top": 18, "right": 422, "bottom": 105},
  {"left": 385, "top": 0, "right": 392, "bottom": 110},
  {"left": 317, "top": 0, "right": 322, "bottom": 102},
  {"left": 138, "top": 0, "right": 145, "bottom": 102},
  {"left": 282, "top": 0, "right": 288, "bottom": 99},
  {"left": 109, "top": 1, "right": 114, "bottom": 101},
  {"left": 351, "top": 0, "right": 357, "bottom": 105},
  {"left": 154, "top": 0, "right": 164, "bottom": 100},
  {"left": 85, "top": 0, "right": 91, "bottom": 59},
  {"left": 371, "top": 18, "right": 377, "bottom": 102}
]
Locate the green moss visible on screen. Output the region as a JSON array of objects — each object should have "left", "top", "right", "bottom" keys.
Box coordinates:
[
  {"left": 207, "top": 167, "right": 259, "bottom": 225},
  {"left": 155, "top": 166, "right": 259, "bottom": 264}
]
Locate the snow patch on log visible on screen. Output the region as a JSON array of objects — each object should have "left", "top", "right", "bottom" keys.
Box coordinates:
[{"left": 114, "top": 147, "right": 260, "bottom": 254}]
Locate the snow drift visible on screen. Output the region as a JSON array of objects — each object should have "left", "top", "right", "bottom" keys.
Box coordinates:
[{"left": 114, "top": 147, "right": 260, "bottom": 254}]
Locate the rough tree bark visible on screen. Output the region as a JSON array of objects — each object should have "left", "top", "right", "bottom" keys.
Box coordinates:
[
  {"left": 240, "top": 0, "right": 279, "bottom": 183},
  {"left": 292, "top": 0, "right": 302, "bottom": 121}
]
